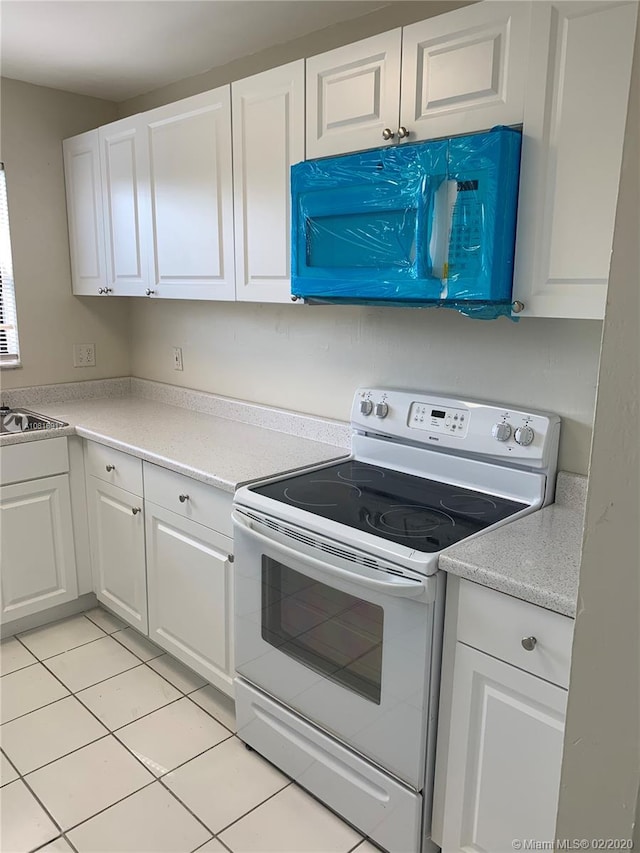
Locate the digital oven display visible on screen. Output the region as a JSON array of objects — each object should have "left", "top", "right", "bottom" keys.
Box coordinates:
[{"left": 431, "top": 409, "right": 446, "bottom": 419}]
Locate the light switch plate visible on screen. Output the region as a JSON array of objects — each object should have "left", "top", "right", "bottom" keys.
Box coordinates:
[
  {"left": 73, "top": 343, "right": 96, "bottom": 367},
  {"left": 173, "top": 346, "right": 183, "bottom": 371}
]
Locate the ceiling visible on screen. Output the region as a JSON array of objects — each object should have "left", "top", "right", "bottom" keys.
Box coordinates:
[{"left": 0, "top": 0, "right": 388, "bottom": 102}]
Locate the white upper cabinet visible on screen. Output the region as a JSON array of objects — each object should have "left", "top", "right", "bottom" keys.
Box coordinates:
[
  {"left": 99, "top": 116, "right": 151, "bottom": 296},
  {"left": 400, "top": 1, "right": 531, "bottom": 142},
  {"left": 306, "top": 3, "right": 530, "bottom": 158},
  {"left": 144, "top": 88, "right": 235, "bottom": 300},
  {"left": 306, "top": 29, "right": 401, "bottom": 158},
  {"left": 513, "top": 1, "right": 638, "bottom": 319},
  {"left": 233, "top": 61, "right": 304, "bottom": 303},
  {"left": 63, "top": 130, "right": 108, "bottom": 296}
]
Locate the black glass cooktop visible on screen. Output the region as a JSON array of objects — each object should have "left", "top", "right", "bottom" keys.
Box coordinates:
[{"left": 251, "top": 460, "right": 527, "bottom": 553}]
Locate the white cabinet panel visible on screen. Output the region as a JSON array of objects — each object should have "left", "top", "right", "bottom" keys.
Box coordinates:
[
  {"left": 400, "top": 2, "right": 531, "bottom": 142},
  {"left": 146, "top": 501, "right": 233, "bottom": 695},
  {"left": 86, "top": 477, "right": 147, "bottom": 632},
  {"left": 63, "top": 130, "right": 107, "bottom": 295},
  {"left": 99, "top": 117, "right": 151, "bottom": 296},
  {"left": 145, "top": 88, "right": 235, "bottom": 300},
  {"left": 306, "top": 29, "right": 402, "bottom": 157},
  {"left": 1, "top": 475, "right": 78, "bottom": 622},
  {"left": 513, "top": 1, "right": 638, "bottom": 318},
  {"left": 438, "top": 643, "right": 566, "bottom": 852},
  {"left": 233, "top": 61, "right": 304, "bottom": 303}
]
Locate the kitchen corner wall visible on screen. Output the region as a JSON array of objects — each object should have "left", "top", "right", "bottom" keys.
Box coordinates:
[{"left": 0, "top": 78, "right": 130, "bottom": 390}]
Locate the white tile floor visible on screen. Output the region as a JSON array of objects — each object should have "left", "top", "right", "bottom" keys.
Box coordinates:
[{"left": 0, "top": 608, "right": 380, "bottom": 853}]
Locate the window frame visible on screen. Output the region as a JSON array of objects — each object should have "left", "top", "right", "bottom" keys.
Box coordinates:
[{"left": 0, "top": 162, "right": 21, "bottom": 369}]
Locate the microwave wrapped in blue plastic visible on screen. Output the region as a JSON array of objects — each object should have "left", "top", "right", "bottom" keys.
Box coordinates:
[{"left": 291, "top": 127, "right": 522, "bottom": 319}]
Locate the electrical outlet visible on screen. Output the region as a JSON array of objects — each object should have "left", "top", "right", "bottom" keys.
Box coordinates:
[
  {"left": 173, "top": 346, "right": 183, "bottom": 371},
  {"left": 73, "top": 343, "right": 96, "bottom": 368}
]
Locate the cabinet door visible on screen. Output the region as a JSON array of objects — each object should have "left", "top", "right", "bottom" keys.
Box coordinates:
[
  {"left": 0, "top": 475, "right": 78, "bottom": 622},
  {"left": 63, "top": 130, "right": 107, "bottom": 296},
  {"left": 306, "top": 29, "right": 401, "bottom": 158},
  {"left": 512, "top": 1, "right": 638, "bottom": 318},
  {"left": 437, "top": 643, "right": 567, "bottom": 853},
  {"left": 99, "top": 116, "right": 151, "bottom": 296},
  {"left": 86, "top": 477, "right": 147, "bottom": 632},
  {"left": 145, "top": 501, "right": 234, "bottom": 696},
  {"left": 233, "top": 61, "right": 304, "bottom": 303},
  {"left": 400, "top": 2, "right": 531, "bottom": 143},
  {"left": 144, "top": 88, "right": 235, "bottom": 300}
]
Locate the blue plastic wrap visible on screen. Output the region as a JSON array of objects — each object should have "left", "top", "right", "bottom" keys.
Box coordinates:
[{"left": 291, "top": 127, "right": 522, "bottom": 319}]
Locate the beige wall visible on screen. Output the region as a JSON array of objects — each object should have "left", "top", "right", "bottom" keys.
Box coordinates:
[
  {"left": 556, "top": 15, "right": 640, "bottom": 839},
  {"left": 118, "top": 1, "right": 470, "bottom": 117},
  {"left": 131, "top": 300, "right": 601, "bottom": 475},
  {"left": 0, "top": 78, "right": 130, "bottom": 390},
  {"left": 121, "top": 0, "right": 600, "bottom": 476}
]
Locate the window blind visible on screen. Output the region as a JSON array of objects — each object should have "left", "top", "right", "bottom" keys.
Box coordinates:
[{"left": 0, "top": 163, "right": 20, "bottom": 366}]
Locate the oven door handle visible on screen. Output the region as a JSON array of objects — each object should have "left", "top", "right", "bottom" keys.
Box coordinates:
[{"left": 232, "top": 511, "right": 429, "bottom": 599}]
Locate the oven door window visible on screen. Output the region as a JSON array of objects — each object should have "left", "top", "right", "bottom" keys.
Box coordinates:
[{"left": 262, "top": 557, "right": 383, "bottom": 704}]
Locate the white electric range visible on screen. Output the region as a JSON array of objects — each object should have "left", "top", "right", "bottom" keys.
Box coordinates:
[{"left": 232, "top": 388, "right": 560, "bottom": 853}]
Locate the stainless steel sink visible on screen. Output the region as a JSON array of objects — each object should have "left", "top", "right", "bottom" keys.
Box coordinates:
[{"left": 0, "top": 406, "right": 68, "bottom": 434}]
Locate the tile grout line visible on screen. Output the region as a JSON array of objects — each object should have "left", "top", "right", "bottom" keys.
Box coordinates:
[
  {"left": 5, "top": 613, "right": 283, "bottom": 850},
  {"left": 13, "top": 642, "right": 235, "bottom": 841},
  {"left": 184, "top": 691, "right": 236, "bottom": 735}
]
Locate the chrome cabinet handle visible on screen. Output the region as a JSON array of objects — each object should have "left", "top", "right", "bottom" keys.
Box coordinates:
[
  {"left": 382, "top": 128, "right": 395, "bottom": 140},
  {"left": 397, "top": 126, "right": 410, "bottom": 139},
  {"left": 105, "top": 464, "right": 116, "bottom": 472},
  {"left": 132, "top": 506, "right": 142, "bottom": 515},
  {"left": 145, "top": 289, "right": 155, "bottom": 296},
  {"left": 98, "top": 287, "right": 105, "bottom": 294},
  {"left": 99, "top": 287, "right": 113, "bottom": 294},
  {"left": 178, "top": 494, "right": 189, "bottom": 503},
  {"left": 521, "top": 636, "right": 537, "bottom": 651}
]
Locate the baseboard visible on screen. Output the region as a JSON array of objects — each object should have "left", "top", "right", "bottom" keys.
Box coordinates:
[{"left": 0, "top": 592, "right": 98, "bottom": 639}]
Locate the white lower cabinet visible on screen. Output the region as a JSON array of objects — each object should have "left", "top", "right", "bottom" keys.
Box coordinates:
[
  {"left": 86, "top": 476, "right": 147, "bottom": 632},
  {"left": 83, "top": 440, "right": 235, "bottom": 697},
  {"left": 145, "top": 501, "right": 233, "bottom": 694},
  {"left": 437, "top": 644, "right": 566, "bottom": 852},
  {"left": 433, "top": 577, "right": 573, "bottom": 852},
  {"left": 0, "top": 474, "right": 79, "bottom": 623}
]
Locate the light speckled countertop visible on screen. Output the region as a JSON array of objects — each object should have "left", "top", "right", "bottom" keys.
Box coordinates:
[
  {"left": 439, "top": 472, "right": 587, "bottom": 617},
  {"left": 1, "top": 378, "right": 585, "bottom": 615},
  {"left": 1, "top": 393, "right": 349, "bottom": 492}
]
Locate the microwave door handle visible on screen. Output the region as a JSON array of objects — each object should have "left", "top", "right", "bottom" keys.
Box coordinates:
[{"left": 232, "top": 511, "right": 428, "bottom": 599}]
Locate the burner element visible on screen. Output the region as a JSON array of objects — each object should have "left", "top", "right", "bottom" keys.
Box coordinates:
[
  {"left": 283, "top": 480, "right": 362, "bottom": 508},
  {"left": 367, "top": 505, "right": 455, "bottom": 538},
  {"left": 337, "top": 465, "right": 386, "bottom": 483},
  {"left": 440, "top": 494, "right": 498, "bottom": 516}
]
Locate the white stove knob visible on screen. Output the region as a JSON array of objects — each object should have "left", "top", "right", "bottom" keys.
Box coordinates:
[
  {"left": 514, "top": 425, "right": 535, "bottom": 446},
  {"left": 360, "top": 399, "right": 373, "bottom": 416},
  {"left": 374, "top": 402, "right": 389, "bottom": 418},
  {"left": 491, "top": 422, "right": 512, "bottom": 442}
]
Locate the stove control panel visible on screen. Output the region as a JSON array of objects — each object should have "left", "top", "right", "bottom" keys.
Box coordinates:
[
  {"left": 352, "top": 388, "right": 561, "bottom": 471},
  {"left": 409, "top": 402, "right": 469, "bottom": 437}
]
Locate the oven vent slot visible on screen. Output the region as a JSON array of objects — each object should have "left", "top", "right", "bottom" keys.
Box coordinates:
[{"left": 244, "top": 511, "right": 386, "bottom": 572}]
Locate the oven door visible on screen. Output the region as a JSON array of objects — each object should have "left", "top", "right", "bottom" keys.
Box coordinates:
[{"left": 233, "top": 508, "right": 441, "bottom": 789}]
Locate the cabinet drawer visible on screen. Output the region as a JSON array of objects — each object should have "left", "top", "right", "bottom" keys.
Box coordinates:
[
  {"left": 143, "top": 463, "right": 233, "bottom": 538},
  {"left": 456, "top": 579, "right": 574, "bottom": 688},
  {"left": 85, "top": 441, "right": 143, "bottom": 495},
  {"left": 0, "top": 437, "right": 69, "bottom": 485}
]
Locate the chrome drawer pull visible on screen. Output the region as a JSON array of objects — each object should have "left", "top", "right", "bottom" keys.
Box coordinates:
[
  {"left": 132, "top": 507, "right": 141, "bottom": 515},
  {"left": 521, "top": 636, "right": 537, "bottom": 651},
  {"left": 179, "top": 494, "right": 189, "bottom": 503},
  {"left": 105, "top": 464, "right": 116, "bottom": 472}
]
